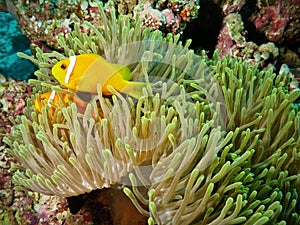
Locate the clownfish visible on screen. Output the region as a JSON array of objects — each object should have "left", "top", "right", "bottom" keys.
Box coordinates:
[
  {"left": 51, "top": 54, "right": 147, "bottom": 98},
  {"left": 34, "top": 90, "right": 104, "bottom": 119},
  {"left": 34, "top": 90, "right": 71, "bottom": 113}
]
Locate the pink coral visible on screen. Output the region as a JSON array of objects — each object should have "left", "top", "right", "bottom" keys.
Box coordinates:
[
  {"left": 216, "top": 25, "right": 235, "bottom": 57},
  {"left": 162, "top": 8, "right": 179, "bottom": 26},
  {"left": 221, "top": 0, "right": 246, "bottom": 15},
  {"left": 162, "top": 8, "right": 181, "bottom": 34},
  {"left": 253, "top": 1, "right": 289, "bottom": 42},
  {"left": 136, "top": 1, "right": 199, "bottom": 35},
  {"left": 137, "top": 3, "right": 164, "bottom": 30}
]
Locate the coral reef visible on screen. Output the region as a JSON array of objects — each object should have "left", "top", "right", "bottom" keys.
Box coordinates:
[
  {"left": 3, "top": 3, "right": 300, "bottom": 225},
  {"left": 0, "top": 74, "right": 36, "bottom": 225},
  {"left": 3, "top": 0, "right": 199, "bottom": 53},
  {"left": 12, "top": 0, "right": 101, "bottom": 50},
  {"left": 216, "top": 13, "right": 279, "bottom": 69},
  {"left": 217, "top": 0, "right": 300, "bottom": 47},
  {"left": 215, "top": 0, "right": 300, "bottom": 70},
  {"left": 218, "top": 0, "right": 246, "bottom": 15},
  {"left": 251, "top": 0, "right": 300, "bottom": 46},
  {"left": 134, "top": 0, "right": 200, "bottom": 34},
  {"left": 0, "top": 74, "right": 32, "bottom": 145},
  {"left": 5, "top": 0, "right": 298, "bottom": 72}
]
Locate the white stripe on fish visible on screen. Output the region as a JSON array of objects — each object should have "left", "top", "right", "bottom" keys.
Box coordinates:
[
  {"left": 65, "top": 55, "right": 76, "bottom": 84},
  {"left": 47, "top": 90, "right": 56, "bottom": 106}
]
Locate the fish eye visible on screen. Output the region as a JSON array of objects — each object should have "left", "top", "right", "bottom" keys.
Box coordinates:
[{"left": 60, "top": 63, "right": 67, "bottom": 70}]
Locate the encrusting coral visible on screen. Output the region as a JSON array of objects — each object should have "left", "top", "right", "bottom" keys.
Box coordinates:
[{"left": 3, "top": 2, "right": 300, "bottom": 225}]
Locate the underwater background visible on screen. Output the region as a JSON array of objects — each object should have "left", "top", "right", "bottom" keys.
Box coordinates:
[{"left": 0, "top": 0, "right": 300, "bottom": 224}]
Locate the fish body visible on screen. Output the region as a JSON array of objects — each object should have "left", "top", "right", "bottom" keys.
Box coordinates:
[
  {"left": 34, "top": 91, "right": 102, "bottom": 119},
  {"left": 34, "top": 91, "right": 70, "bottom": 113},
  {"left": 52, "top": 54, "right": 146, "bottom": 98}
]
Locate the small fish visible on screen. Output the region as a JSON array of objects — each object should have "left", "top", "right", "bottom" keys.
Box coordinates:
[
  {"left": 34, "top": 91, "right": 71, "bottom": 113},
  {"left": 34, "top": 91, "right": 103, "bottom": 119},
  {"left": 51, "top": 54, "right": 147, "bottom": 98}
]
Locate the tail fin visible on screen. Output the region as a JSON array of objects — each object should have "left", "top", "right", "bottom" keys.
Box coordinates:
[{"left": 121, "top": 81, "right": 149, "bottom": 99}]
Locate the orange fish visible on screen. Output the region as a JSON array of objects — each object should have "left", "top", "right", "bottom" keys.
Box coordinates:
[
  {"left": 34, "top": 91, "right": 71, "bottom": 113},
  {"left": 51, "top": 54, "right": 147, "bottom": 98},
  {"left": 34, "top": 90, "right": 104, "bottom": 119}
]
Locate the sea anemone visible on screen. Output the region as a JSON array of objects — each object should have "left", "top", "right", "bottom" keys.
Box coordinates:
[{"left": 4, "top": 2, "right": 300, "bottom": 225}]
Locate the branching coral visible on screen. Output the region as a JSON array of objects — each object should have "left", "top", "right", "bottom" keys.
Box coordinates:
[{"left": 3, "top": 2, "right": 300, "bottom": 225}]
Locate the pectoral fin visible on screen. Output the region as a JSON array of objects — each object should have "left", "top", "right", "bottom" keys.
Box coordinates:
[
  {"left": 111, "top": 63, "right": 132, "bottom": 81},
  {"left": 120, "top": 81, "right": 149, "bottom": 99}
]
